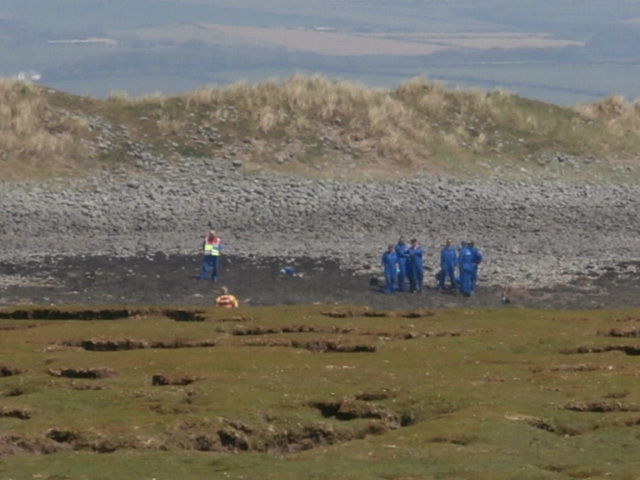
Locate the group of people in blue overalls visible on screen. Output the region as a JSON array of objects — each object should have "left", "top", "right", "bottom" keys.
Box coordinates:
[
  {"left": 381, "top": 236, "right": 483, "bottom": 297},
  {"left": 381, "top": 237, "right": 425, "bottom": 294}
]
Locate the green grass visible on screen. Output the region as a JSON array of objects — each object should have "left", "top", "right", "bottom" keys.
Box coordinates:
[{"left": 1, "top": 305, "right": 640, "bottom": 479}]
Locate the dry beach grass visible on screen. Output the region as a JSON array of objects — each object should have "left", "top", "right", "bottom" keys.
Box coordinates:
[{"left": 2, "top": 75, "right": 640, "bottom": 181}]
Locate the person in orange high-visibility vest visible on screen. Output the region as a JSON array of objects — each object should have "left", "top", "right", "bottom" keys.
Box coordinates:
[
  {"left": 215, "top": 286, "right": 238, "bottom": 308},
  {"left": 200, "top": 229, "right": 221, "bottom": 281}
]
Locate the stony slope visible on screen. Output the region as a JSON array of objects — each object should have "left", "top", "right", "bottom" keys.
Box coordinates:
[
  {"left": 2, "top": 78, "right": 640, "bottom": 298},
  {"left": 2, "top": 153, "right": 640, "bottom": 292}
]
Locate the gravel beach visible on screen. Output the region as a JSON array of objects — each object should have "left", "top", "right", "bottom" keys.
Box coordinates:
[{"left": 2, "top": 156, "right": 640, "bottom": 308}]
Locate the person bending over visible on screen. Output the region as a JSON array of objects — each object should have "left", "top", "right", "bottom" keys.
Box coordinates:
[{"left": 216, "top": 286, "right": 238, "bottom": 308}]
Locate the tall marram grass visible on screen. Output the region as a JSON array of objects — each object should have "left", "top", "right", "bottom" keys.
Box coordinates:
[
  {"left": 0, "top": 79, "right": 87, "bottom": 177},
  {"left": 3, "top": 75, "right": 640, "bottom": 180},
  {"left": 573, "top": 95, "right": 640, "bottom": 137}
]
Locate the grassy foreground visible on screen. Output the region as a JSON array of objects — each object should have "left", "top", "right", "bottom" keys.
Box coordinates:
[{"left": 1, "top": 305, "right": 639, "bottom": 479}]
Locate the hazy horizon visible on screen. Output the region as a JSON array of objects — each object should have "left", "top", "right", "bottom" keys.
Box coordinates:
[{"left": 1, "top": 0, "right": 639, "bottom": 105}]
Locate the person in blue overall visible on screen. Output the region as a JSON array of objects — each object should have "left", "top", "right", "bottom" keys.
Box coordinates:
[
  {"left": 407, "top": 238, "right": 424, "bottom": 293},
  {"left": 381, "top": 244, "right": 398, "bottom": 294},
  {"left": 458, "top": 242, "right": 475, "bottom": 296},
  {"left": 439, "top": 238, "right": 458, "bottom": 291},
  {"left": 468, "top": 241, "right": 483, "bottom": 290},
  {"left": 395, "top": 236, "right": 409, "bottom": 292},
  {"left": 200, "top": 230, "right": 221, "bottom": 281}
]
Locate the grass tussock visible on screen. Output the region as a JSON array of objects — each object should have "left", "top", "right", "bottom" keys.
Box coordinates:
[
  {"left": 573, "top": 95, "right": 640, "bottom": 138},
  {"left": 0, "top": 80, "right": 89, "bottom": 178}
]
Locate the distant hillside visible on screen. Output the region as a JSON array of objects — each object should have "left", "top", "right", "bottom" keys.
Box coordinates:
[{"left": 1, "top": 76, "right": 640, "bottom": 181}]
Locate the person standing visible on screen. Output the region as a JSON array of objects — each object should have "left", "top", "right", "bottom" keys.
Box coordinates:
[
  {"left": 200, "top": 229, "right": 221, "bottom": 281},
  {"left": 395, "top": 236, "right": 409, "bottom": 292},
  {"left": 439, "top": 238, "right": 458, "bottom": 291},
  {"left": 215, "top": 286, "right": 238, "bottom": 308},
  {"left": 458, "top": 241, "right": 475, "bottom": 296},
  {"left": 381, "top": 244, "right": 398, "bottom": 294},
  {"left": 407, "top": 238, "right": 424, "bottom": 293},
  {"left": 468, "top": 241, "right": 483, "bottom": 290}
]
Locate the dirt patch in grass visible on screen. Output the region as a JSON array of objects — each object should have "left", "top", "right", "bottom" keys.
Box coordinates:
[
  {"left": 399, "top": 310, "right": 436, "bottom": 319},
  {"left": 506, "top": 414, "right": 586, "bottom": 436},
  {"left": 217, "top": 316, "right": 258, "bottom": 322},
  {"left": 261, "top": 423, "right": 363, "bottom": 453},
  {"left": 231, "top": 324, "right": 468, "bottom": 342},
  {"left": 614, "top": 316, "right": 640, "bottom": 323},
  {"left": 231, "top": 325, "right": 322, "bottom": 336},
  {"left": 151, "top": 374, "right": 203, "bottom": 386},
  {"left": 562, "top": 345, "right": 640, "bottom": 356},
  {"left": 2, "top": 387, "right": 26, "bottom": 397},
  {"left": 0, "top": 406, "right": 32, "bottom": 420},
  {"left": 363, "top": 311, "right": 392, "bottom": 318},
  {"left": 0, "top": 323, "right": 39, "bottom": 331},
  {"left": 44, "top": 429, "right": 139, "bottom": 453},
  {"left": 0, "top": 435, "right": 64, "bottom": 456},
  {"left": 47, "top": 367, "right": 116, "bottom": 379},
  {"left": 188, "top": 399, "right": 414, "bottom": 454},
  {"left": 615, "top": 417, "right": 640, "bottom": 427},
  {"left": 564, "top": 401, "right": 640, "bottom": 413},
  {"left": 429, "top": 433, "right": 476, "bottom": 445},
  {"left": 538, "top": 464, "right": 605, "bottom": 478},
  {"left": 600, "top": 327, "right": 640, "bottom": 337},
  {"left": 530, "top": 363, "right": 602, "bottom": 373},
  {"left": 46, "top": 429, "right": 79, "bottom": 444},
  {"left": 163, "top": 310, "right": 206, "bottom": 322},
  {"left": 0, "top": 307, "right": 207, "bottom": 323},
  {"left": 58, "top": 338, "right": 216, "bottom": 351},
  {"left": 0, "top": 308, "right": 140, "bottom": 320},
  {"left": 320, "top": 309, "right": 370, "bottom": 318},
  {"left": 242, "top": 337, "right": 376, "bottom": 353},
  {"left": 525, "top": 418, "right": 584, "bottom": 436},
  {"left": 70, "top": 382, "right": 103, "bottom": 391},
  {"left": 311, "top": 398, "right": 401, "bottom": 425},
  {"left": 190, "top": 420, "right": 357, "bottom": 454},
  {"left": 0, "top": 365, "right": 24, "bottom": 377},
  {"left": 147, "top": 404, "right": 195, "bottom": 415},
  {"left": 216, "top": 428, "right": 250, "bottom": 452},
  {"left": 355, "top": 390, "right": 395, "bottom": 402}
]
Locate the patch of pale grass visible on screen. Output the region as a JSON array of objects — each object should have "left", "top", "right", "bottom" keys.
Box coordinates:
[
  {"left": 292, "top": 114, "right": 312, "bottom": 132},
  {"left": 185, "top": 85, "right": 221, "bottom": 108},
  {"left": 0, "top": 78, "right": 89, "bottom": 177},
  {"left": 525, "top": 115, "right": 539, "bottom": 130},
  {"left": 467, "top": 88, "right": 491, "bottom": 112},
  {"left": 418, "top": 87, "right": 447, "bottom": 116},
  {"left": 572, "top": 103, "right": 598, "bottom": 120},
  {"left": 574, "top": 95, "right": 640, "bottom": 136},
  {"left": 493, "top": 87, "right": 514, "bottom": 99},
  {"left": 107, "top": 90, "right": 131, "bottom": 102},
  {"left": 442, "top": 133, "right": 459, "bottom": 149},
  {"left": 472, "top": 132, "right": 488, "bottom": 153},
  {"left": 395, "top": 76, "right": 430, "bottom": 97},
  {"left": 595, "top": 95, "right": 626, "bottom": 116},
  {"left": 156, "top": 116, "right": 187, "bottom": 136},
  {"left": 367, "top": 96, "right": 407, "bottom": 134},
  {"left": 256, "top": 106, "right": 287, "bottom": 132}
]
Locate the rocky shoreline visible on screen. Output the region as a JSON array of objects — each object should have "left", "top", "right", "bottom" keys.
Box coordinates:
[{"left": 2, "top": 156, "right": 640, "bottom": 293}]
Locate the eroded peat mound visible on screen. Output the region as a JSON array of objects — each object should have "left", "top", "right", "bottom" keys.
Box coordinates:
[{"left": 1, "top": 305, "right": 640, "bottom": 479}]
